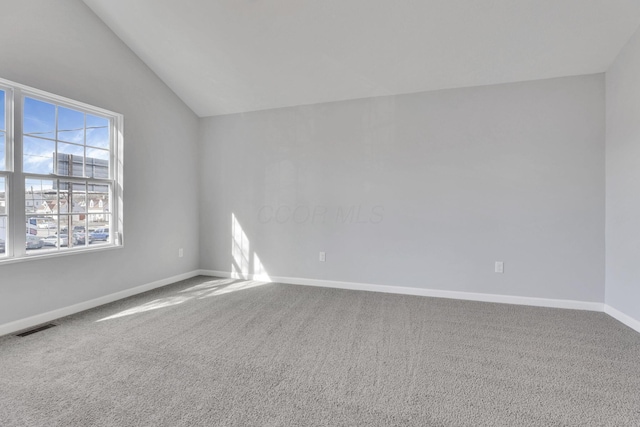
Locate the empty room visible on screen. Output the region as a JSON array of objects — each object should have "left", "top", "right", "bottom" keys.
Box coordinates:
[{"left": 1, "top": 0, "right": 639, "bottom": 425}]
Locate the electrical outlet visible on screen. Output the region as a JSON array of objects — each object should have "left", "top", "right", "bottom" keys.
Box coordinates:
[
  {"left": 319, "top": 251, "right": 326, "bottom": 262},
  {"left": 495, "top": 261, "right": 504, "bottom": 273},
  {"left": 179, "top": 248, "right": 184, "bottom": 258}
]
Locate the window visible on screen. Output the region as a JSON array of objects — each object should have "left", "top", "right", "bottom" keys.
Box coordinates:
[{"left": 0, "top": 77, "right": 123, "bottom": 261}]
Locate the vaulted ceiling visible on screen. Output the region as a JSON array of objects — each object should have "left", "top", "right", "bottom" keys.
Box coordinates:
[{"left": 82, "top": 0, "right": 640, "bottom": 117}]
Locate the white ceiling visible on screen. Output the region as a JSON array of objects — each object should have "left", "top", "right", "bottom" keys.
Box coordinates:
[{"left": 82, "top": 0, "right": 640, "bottom": 117}]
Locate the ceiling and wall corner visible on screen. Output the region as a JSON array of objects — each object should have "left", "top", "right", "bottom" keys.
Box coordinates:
[{"left": 81, "top": 0, "right": 640, "bottom": 118}]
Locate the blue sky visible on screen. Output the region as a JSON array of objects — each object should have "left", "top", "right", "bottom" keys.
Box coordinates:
[{"left": 23, "top": 97, "right": 110, "bottom": 175}]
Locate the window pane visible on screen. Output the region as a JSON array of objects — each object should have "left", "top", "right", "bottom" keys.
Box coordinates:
[
  {"left": 25, "top": 179, "right": 57, "bottom": 253},
  {"left": 0, "top": 216, "right": 6, "bottom": 255},
  {"left": 71, "top": 216, "right": 88, "bottom": 248},
  {"left": 0, "top": 133, "right": 5, "bottom": 171},
  {"left": 37, "top": 215, "right": 60, "bottom": 251},
  {"left": 29, "top": 211, "right": 58, "bottom": 255},
  {"left": 0, "top": 176, "right": 5, "bottom": 215},
  {"left": 0, "top": 176, "right": 7, "bottom": 256},
  {"left": 58, "top": 186, "right": 71, "bottom": 216},
  {"left": 1, "top": 178, "right": 6, "bottom": 254},
  {"left": 58, "top": 215, "right": 71, "bottom": 247},
  {"left": 57, "top": 181, "right": 86, "bottom": 219},
  {"left": 89, "top": 214, "right": 110, "bottom": 245},
  {"left": 24, "top": 97, "right": 55, "bottom": 139},
  {"left": 25, "top": 178, "right": 56, "bottom": 215},
  {"left": 57, "top": 106, "right": 84, "bottom": 143},
  {"left": 88, "top": 185, "right": 109, "bottom": 217},
  {"left": 86, "top": 114, "right": 109, "bottom": 149},
  {"left": 0, "top": 89, "right": 5, "bottom": 131},
  {"left": 57, "top": 144, "right": 85, "bottom": 177},
  {"left": 86, "top": 148, "right": 109, "bottom": 178},
  {"left": 25, "top": 217, "right": 46, "bottom": 254},
  {"left": 88, "top": 183, "right": 109, "bottom": 240},
  {"left": 69, "top": 182, "right": 87, "bottom": 214},
  {"left": 23, "top": 136, "right": 55, "bottom": 174},
  {"left": 26, "top": 216, "right": 38, "bottom": 236}
]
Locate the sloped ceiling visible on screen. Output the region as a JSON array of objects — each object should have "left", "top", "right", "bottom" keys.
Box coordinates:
[{"left": 82, "top": 0, "right": 640, "bottom": 117}]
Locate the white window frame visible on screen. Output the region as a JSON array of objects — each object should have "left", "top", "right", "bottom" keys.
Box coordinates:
[
  {"left": 0, "top": 81, "right": 14, "bottom": 259},
  {"left": 0, "top": 77, "right": 123, "bottom": 264}
]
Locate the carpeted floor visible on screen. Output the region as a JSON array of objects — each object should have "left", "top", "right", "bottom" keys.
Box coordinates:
[{"left": 0, "top": 276, "right": 639, "bottom": 426}]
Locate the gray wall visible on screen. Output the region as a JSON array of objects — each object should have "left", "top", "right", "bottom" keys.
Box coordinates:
[
  {"left": 200, "top": 74, "right": 605, "bottom": 302},
  {"left": 0, "top": 0, "right": 200, "bottom": 325},
  {"left": 606, "top": 26, "right": 640, "bottom": 323}
]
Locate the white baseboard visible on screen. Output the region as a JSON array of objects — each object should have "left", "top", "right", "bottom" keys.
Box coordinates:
[
  {"left": 6, "top": 270, "right": 635, "bottom": 339},
  {"left": 197, "top": 270, "right": 604, "bottom": 312},
  {"left": 0, "top": 270, "right": 201, "bottom": 338},
  {"left": 604, "top": 305, "right": 640, "bottom": 334}
]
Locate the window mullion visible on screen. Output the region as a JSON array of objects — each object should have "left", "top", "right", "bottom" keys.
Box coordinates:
[
  {"left": 83, "top": 113, "right": 87, "bottom": 178},
  {"left": 113, "top": 115, "right": 122, "bottom": 245},
  {"left": 3, "top": 85, "right": 14, "bottom": 173},
  {"left": 54, "top": 105, "right": 58, "bottom": 176},
  {"left": 11, "top": 90, "right": 26, "bottom": 257},
  {"left": 0, "top": 173, "right": 9, "bottom": 258},
  {"left": 0, "top": 86, "right": 13, "bottom": 258}
]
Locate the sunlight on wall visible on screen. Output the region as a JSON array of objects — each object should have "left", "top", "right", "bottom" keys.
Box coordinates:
[
  {"left": 232, "top": 213, "right": 250, "bottom": 279},
  {"left": 231, "top": 213, "right": 271, "bottom": 282},
  {"left": 253, "top": 252, "right": 271, "bottom": 282}
]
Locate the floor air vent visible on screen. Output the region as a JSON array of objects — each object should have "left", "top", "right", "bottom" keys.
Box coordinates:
[{"left": 15, "top": 323, "right": 57, "bottom": 337}]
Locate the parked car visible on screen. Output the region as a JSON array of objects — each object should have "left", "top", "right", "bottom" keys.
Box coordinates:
[
  {"left": 89, "top": 227, "right": 109, "bottom": 241},
  {"left": 73, "top": 231, "right": 92, "bottom": 245},
  {"left": 26, "top": 235, "right": 44, "bottom": 250},
  {"left": 42, "top": 234, "right": 76, "bottom": 247},
  {"left": 41, "top": 235, "right": 56, "bottom": 247}
]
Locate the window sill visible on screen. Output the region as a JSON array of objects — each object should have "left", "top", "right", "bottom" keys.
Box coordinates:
[{"left": 0, "top": 243, "right": 123, "bottom": 266}]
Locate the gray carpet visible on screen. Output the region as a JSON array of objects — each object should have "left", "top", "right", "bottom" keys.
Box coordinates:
[{"left": 1, "top": 276, "right": 639, "bottom": 426}]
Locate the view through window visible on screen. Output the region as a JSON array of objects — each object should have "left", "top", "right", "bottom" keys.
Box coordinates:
[{"left": 0, "top": 78, "right": 122, "bottom": 260}]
